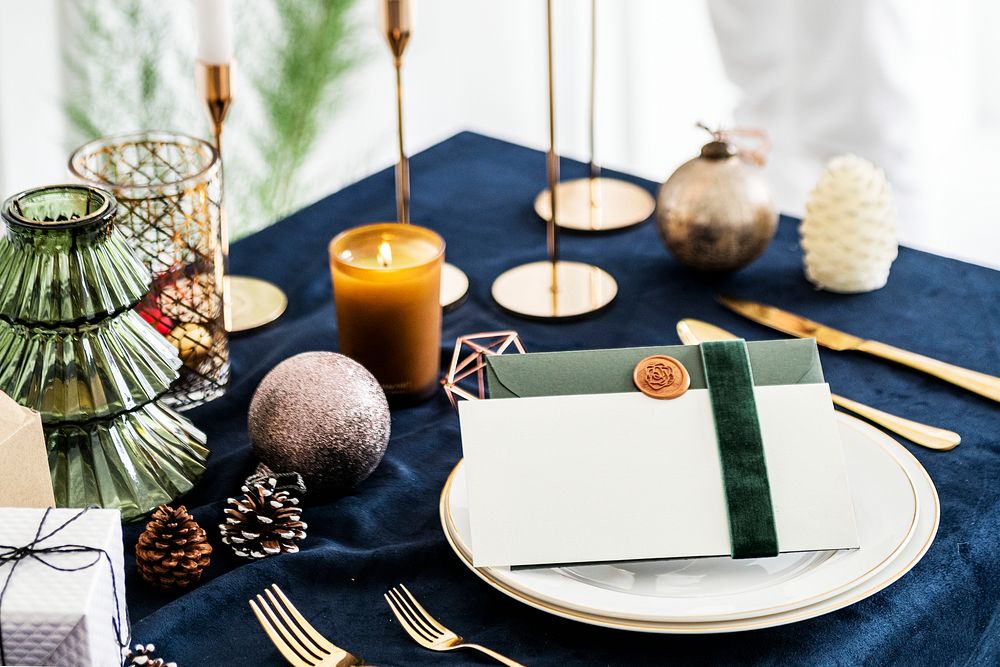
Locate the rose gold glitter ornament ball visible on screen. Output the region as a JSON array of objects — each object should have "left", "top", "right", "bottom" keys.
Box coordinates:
[{"left": 248, "top": 352, "right": 391, "bottom": 496}]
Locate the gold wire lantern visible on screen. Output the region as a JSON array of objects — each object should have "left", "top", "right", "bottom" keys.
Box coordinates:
[{"left": 70, "top": 131, "right": 229, "bottom": 410}]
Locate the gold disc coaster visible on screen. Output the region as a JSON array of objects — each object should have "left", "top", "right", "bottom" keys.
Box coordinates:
[
  {"left": 633, "top": 355, "right": 690, "bottom": 399},
  {"left": 534, "top": 177, "right": 656, "bottom": 232},
  {"left": 441, "top": 261, "right": 470, "bottom": 312},
  {"left": 491, "top": 259, "right": 617, "bottom": 320},
  {"left": 226, "top": 275, "right": 288, "bottom": 333}
]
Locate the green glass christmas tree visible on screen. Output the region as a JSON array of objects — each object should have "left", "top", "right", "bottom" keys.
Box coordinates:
[{"left": 0, "top": 185, "right": 209, "bottom": 521}]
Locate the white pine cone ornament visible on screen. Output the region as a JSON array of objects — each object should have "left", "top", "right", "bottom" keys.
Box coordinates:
[
  {"left": 220, "top": 476, "right": 307, "bottom": 559},
  {"left": 124, "top": 643, "right": 177, "bottom": 667},
  {"left": 800, "top": 154, "right": 898, "bottom": 293}
]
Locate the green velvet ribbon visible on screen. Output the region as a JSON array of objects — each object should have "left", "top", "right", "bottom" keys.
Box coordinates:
[{"left": 700, "top": 340, "right": 779, "bottom": 559}]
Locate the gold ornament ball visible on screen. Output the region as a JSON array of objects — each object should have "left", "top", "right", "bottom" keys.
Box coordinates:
[
  {"left": 655, "top": 140, "right": 778, "bottom": 271},
  {"left": 167, "top": 322, "right": 213, "bottom": 368}
]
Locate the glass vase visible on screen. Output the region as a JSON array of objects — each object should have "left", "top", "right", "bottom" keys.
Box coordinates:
[
  {"left": 0, "top": 185, "right": 209, "bottom": 520},
  {"left": 69, "top": 131, "right": 229, "bottom": 410}
]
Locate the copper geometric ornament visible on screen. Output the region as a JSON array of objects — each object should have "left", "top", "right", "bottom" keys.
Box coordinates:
[{"left": 442, "top": 331, "right": 526, "bottom": 408}]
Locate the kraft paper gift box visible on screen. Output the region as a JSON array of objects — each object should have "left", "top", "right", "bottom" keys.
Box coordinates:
[
  {"left": 0, "top": 391, "right": 55, "bottom": 508},
  {"left": 458, "top": 339, "right": 860, "bottom": 568},
  {"left": 0, "top": 508, "right": 128, "bottom": 666}
]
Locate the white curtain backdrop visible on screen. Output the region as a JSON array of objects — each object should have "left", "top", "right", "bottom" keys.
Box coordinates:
[{"left": 0, "top": 0, "right": 996, "bottom": 266}]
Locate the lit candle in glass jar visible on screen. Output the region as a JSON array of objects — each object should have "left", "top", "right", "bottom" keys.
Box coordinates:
[{"left": 329, "top": 223, "right": 444, "bottom": 405}]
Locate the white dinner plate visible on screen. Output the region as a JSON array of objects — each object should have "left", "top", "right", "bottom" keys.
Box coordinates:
[{"left": 440, "top": 413, "right": 939, "bottom": 632}]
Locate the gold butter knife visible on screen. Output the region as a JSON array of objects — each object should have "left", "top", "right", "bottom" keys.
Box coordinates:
[
  {"left": 676, "top": 318, "right": 961, "bottom": 451},
  {"left": 719, "top": 295, "right": 1000, "bottom": 403}
]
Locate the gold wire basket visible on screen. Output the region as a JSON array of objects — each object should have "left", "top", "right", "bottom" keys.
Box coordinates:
[{"left": 70, "top": 131, "right": 229, "bottom": 409}]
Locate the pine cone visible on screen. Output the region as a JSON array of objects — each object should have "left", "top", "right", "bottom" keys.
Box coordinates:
[
  {"left": 800, "top": 154, "right": 898, "bottom": 293},
  {"left": 124, "top": 643, "right": 177, "bottom": 667},
  {"left": 136, "top": 505, "right": 212, "bottom": 590},
  {"left": 220, "top": 476, "right": 308, "bottom": 559}
]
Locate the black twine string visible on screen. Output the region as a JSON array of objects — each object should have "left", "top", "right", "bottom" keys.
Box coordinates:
[{"left": 0, "top": 507, "right": 131, "bottom": 666}]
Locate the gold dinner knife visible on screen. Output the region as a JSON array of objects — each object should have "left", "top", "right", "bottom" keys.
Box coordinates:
[
  {"left": 719, "top": 295, "right": 1000, "bottom": 403},
  {"left": 676, "top": 318, "right": 961, "bottom": 451}
]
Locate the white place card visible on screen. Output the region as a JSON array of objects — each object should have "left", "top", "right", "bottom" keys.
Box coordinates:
[{"left": 458, "top": 383, "right": 859, "bottom": 568}]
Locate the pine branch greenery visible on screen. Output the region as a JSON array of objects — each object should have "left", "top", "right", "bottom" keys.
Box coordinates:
[
  {"left": 63, "top": 0, "right": 187, "bottom": 146},
  {"left": 252, "top": 0, "right": 360, "bottom": 224},
  {"left": 61, "top": 0, "right": 360, "bottom": 238}
]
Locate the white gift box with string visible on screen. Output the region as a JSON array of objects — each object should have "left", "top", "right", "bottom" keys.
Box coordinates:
[{"left": 0, "top": 508, "right": 128, "bottom": 666}]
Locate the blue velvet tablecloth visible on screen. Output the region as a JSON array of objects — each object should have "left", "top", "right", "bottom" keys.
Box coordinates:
[{"left": 125, "top": 132, "right": 1000, "bottom": 666}]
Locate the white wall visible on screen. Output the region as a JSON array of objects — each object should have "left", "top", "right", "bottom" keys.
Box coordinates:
[
  {"left": 311, "top": 0, "right": 736, "bottom": 203},
  {"left": 0, "top": 0, "right": 65, "bottom": 197},
  {"left": 0, "top": 0, "right": 996, "bottom": 267}
]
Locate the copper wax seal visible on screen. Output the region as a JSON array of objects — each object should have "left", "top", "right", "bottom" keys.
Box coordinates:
[{"left": 633, "top": 355, "right": 690, "bottom": 399}]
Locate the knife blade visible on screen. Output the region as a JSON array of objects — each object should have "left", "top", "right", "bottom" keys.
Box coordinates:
[
  {"left": 674, "top": 318, "right": 962, "bottom": 450},
  {"left": 717, "top": 295, "right": 865, "bottom": 350},
  {"left": 718, "top": 295, "right": 1000, "bottom": 403}
]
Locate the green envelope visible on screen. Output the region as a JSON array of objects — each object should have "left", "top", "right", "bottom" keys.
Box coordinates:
[{"left": 485, "top": 338, "right": 825, "bottom": 399}]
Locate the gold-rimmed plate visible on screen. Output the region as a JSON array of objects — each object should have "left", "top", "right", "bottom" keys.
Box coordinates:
[{"left": 439, "top": 413, "right": 938, "bottom": 632}]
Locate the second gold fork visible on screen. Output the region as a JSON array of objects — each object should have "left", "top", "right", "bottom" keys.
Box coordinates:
[{"left": 385, "top": 584, "right": 524, "bottom": 667}]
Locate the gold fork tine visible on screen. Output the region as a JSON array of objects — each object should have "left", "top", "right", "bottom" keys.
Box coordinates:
[
  {"left": 267, "top": 585, "right": 337, "bottom": 654},
  {"left": 263, "top": 589, "right": 327, "bottom": 661},
  {"left": 250, "top": 598, "right": 314, "bottom": 667},
  {"left": 388, "top": 588, "right": 437, "bottom": 641},
  {"left": 386, "top": 584, "right": 525, "bottom": 667},
  {"left": 398, "top": 583, "right": 450, "bottom": 635},
  {"left": 385, "top": 592, "right": 434, "bottom": 647},
  {"left": 389, "top": 587, "right": 441, "bottom": 640},
  {"left": 256, "top": 594, "right": 323, "bottom": 665}
]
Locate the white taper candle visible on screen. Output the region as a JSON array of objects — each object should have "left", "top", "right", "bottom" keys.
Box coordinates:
[{"left": 196, "top": 0, "right": 234, "bottom": 65}]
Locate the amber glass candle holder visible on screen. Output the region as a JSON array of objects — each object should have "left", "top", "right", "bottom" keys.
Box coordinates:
[{"left": 329, "top": 223, "right": 444, "bottom": 405}]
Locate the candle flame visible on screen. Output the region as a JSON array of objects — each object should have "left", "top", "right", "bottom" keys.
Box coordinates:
[{"left": 377, "top": 240, "right": 393, "bottom": 267}]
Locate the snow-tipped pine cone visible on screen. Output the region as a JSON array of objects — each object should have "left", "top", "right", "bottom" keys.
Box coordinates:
[
  {"left": 220, "top": 476, "right": 307, "bottom": 559},
  {"left": 124, "top": 643, "right": 177, "bottom": 667}
]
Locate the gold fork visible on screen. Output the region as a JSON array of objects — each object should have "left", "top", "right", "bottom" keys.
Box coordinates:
[
  {"left": 250, "top": 584, "right": 365, "bottom": 666},
  {"left": 384, "top": 584, "right": 525, "bottom": 666}
]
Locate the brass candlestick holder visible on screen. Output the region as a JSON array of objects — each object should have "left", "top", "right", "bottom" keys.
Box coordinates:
[
  {"left": 197, "top": 60, "right": 288, "bottom": 333},
  {"left": 492, "top": 0, "right": 617, "bottom": 319},
  {"left": 532, "top": 0, "right": 654, "bottom": 232},
  {"left": 381, "top": 0, "right": 469, "bottom": 311}
]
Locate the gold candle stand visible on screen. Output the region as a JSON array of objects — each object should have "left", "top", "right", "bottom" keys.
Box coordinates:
[
  {"left": 532, "top": 0, "right": 655, "bottom": 232},
  {"left": 381, "top": 0, "right": 469, "bottom": 311},
  {"left": 197, "top": 60, "right": 288, "bottom": 333},
  {"left": 491, "top": 0, "right": 617, "bottom": 319}
]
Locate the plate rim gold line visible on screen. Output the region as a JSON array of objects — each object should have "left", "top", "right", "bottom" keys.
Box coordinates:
[
  {"left": 438, "top": 412, "right": 938, "bottom": 633},
  {"left": 441, "top": 412, "right": 919, "bottom": 622},
  {"left": 439, "top": 467, "right": 938, "bottom": 633}
]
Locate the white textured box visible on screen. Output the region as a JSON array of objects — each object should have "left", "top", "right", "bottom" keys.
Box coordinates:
[{"left": 0, "top": 508, "right": 127, "bottom": 666}]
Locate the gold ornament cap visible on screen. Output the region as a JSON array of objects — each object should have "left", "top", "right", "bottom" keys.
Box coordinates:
[{"left": 700, "top": 140, "right": 738, "bottom": 160}]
